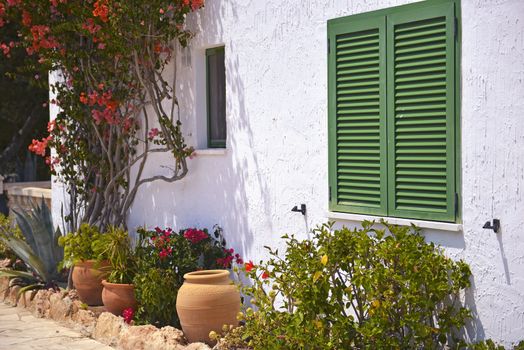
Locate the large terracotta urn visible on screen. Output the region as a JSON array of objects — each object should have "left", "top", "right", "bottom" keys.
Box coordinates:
[
  {"left": 176, "top": 270, "right": 240, "bottom": 344},
  {"left": 101, "top": 280, "right": 137, "bottom": 316},
  {"left": 72, "top": 260, "right": 110, "bottom": 306}
]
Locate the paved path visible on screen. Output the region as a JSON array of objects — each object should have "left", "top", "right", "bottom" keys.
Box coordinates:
[{"left": 0, "top": 303, "right": 112, "bottom": 350}]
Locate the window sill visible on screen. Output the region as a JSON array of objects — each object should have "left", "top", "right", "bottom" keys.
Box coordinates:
[
  {"left": 326, "top": 211, "right": 462, "bottom": 232},
  {"left": 195, "top": 148, "right": 227, "bottom": 156}
]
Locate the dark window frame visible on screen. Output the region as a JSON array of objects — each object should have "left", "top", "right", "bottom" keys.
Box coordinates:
[{"left": 206, "top": 46, "right": 226, "bottom": 149}]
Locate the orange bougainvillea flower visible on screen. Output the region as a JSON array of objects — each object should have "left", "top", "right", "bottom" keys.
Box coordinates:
[
  {"left": 93, "top": 0, "right": 109, "bottom": 22},
  {"left": 245, "top": 260, "right": 254, "bottom": 272}
]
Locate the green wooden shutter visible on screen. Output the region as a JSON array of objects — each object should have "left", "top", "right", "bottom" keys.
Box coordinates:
[
  {"left": 386, "top": 2, "right": 456, "bottom": 222},
  {"left": 328, "top": 17, "right": 387, "bottom": 215}
]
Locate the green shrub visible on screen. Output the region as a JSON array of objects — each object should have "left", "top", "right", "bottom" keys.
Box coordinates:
[
  {"left": 471, "top": 340, "right": 524, "bottom": 350},
  {"left": 0, "top": 214, "right": 23, "bottom": 262},
  {"left": 92, "top": 226, "right": 136, "bottom": 284},
  {"left": 235, "top": 221, "right": 472, "bottom": 349},
  {"left": 58, "top": 223, "right": 104, "bottom": 270}
]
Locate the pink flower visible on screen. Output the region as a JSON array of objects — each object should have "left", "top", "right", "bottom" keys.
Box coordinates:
[
  {"left": 148, "top": 128, "right": 159, "bottom": 140},
  {"left": 122, "top": 308, "right": 134, "bottom": 324}
]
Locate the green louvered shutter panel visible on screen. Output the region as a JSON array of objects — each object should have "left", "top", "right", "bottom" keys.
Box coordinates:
[
  {"left": 386, "top": 2, "right": 456, "bottom": 222},
  {"left": 328, "top": 17, "right": 387, "bottom": 215}
]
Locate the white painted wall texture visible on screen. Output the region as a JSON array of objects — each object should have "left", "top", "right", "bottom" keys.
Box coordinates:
[{"left": 52, "top": 0, "right": 524, "bottom": 344}]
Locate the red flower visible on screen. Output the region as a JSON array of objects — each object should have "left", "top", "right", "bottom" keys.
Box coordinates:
[
  {"left": 183, "top": 228, "right": 208, "bottom": 244},
  {"left": 93, "top": 0, "right": 110, "bottom": 22},
  {"left": 79, "top": 92, "right": 88, "bottom": 104},
  {"left": 28, "top": 136, "right": 51, "bottom": 157},
  {"left": 261, "top": 271, "right": 269, "bottom": 279},
  {"left": 47, "top": 120, "right": 56, "bottom": 133},
  {"left": 21, "top": 10, "right": 31, "bottom": 27},
  {"left": 245, "top": 261, "right": 254, "bottom": 272},
  {"left": 159, "top": 248, "right": 169, "bottom": 259},
  {"left": 122, "top": 308, "right": 134, "bottom": 324},
  {"left": 183, "top": 0, "right": 205, "bottom": 11}
]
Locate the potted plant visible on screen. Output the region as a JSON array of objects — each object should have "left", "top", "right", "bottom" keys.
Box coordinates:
[
  {"left": 58, "top": 224, "right": 109, "bottom": 306},
  {"left": 132, "top": 225, "right": 243, "bottom": 330},
  {"left": 93, "top": 227, "right": 138, "bottom": 316}
]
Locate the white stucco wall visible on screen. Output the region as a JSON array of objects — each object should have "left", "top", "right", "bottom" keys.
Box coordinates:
[{"left": 52, "top": 0, "right": 524, "bottom": 344}]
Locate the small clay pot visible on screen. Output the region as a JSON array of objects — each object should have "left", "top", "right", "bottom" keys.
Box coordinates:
[
  {"left": 101, "top": 280, "right": 137, "bottom": 316},
  {"left": 176, "top": 270, "right": 240, "bottom": 344},
  {"left": 72, "top": 260, "right": 110, "bottom": 306}
]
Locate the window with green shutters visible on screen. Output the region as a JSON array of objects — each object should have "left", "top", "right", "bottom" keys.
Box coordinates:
[{"left": 328, "top": 0, "right": 460, "bottom": 223}]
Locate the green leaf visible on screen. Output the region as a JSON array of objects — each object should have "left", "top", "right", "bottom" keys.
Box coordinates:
[{"left": 0, "top": 236, "right": 49, "bottom": 281}]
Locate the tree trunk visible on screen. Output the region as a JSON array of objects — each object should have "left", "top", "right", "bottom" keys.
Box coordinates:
[{"left": 0, "top": 104, "right": 41, "bottom": 172}]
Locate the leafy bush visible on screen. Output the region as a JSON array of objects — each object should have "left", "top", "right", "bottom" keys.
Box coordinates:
[
  {"left": 233, "top": 221, "right": 472, "bottom": 349},
  {"left": 133, "top": 226, "right": 242, "bottom": 327},
  {"left": 471, "top": 340, "right": 524, "bottom": 350},
  {"left": 92, "top": 226, "right": 136, "bottom": 284},
  {"left": 0, "top": 214, "right": 23, "bottom": 262},
  {"left": 58, "top": 223, "right": 104, "bottom": 270}
]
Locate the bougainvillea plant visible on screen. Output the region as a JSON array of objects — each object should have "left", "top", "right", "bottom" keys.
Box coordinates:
[{"left": 0, "top": 0, "right": 204, "bottom": 230}]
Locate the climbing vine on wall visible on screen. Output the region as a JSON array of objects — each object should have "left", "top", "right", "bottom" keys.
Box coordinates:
[{"left": 0, "top": 0, "right": 204, "bottom": 229}]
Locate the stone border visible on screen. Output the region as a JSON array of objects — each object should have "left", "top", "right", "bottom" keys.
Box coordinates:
[{"left": 0, "top": 277, "right": 211, "bottom": 350}]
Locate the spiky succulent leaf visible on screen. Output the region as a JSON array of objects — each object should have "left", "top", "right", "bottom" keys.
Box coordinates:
[
  {"left": 12, "top": 197, "right": 63, "bottom": 279},
  {"left": 0, "top": 236, "right": 49, "bottom": 282},
  {"left": 0, "top": 268, "right": 37, "bottom": 280}
]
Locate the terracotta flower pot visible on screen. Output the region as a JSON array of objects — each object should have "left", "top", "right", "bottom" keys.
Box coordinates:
[
  {"left": 101, "top": 280, "right": 137, "bottom": 316},
  {"left": 176, "top": 270, "right": 240, "bottom": 344},
  {"left": 72, "top": 260, "right": 110, "bottom": 306}
]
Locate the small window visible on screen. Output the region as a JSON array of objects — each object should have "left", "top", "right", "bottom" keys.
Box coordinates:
[{"left": 206, "top": 46, "right": 226, "bottom": 148}]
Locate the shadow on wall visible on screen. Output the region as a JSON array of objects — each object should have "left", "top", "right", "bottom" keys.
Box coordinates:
[
  {"left": 464, "top": 275, "right": 486, "bottom": 344},
  {"left": 127, "top": 0, "right": 273, "bottom": 262}
]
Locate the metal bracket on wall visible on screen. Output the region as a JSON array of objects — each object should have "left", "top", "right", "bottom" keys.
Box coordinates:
[
  {"left": 483, "top": 219, "right": 500, "bottom": 233},
  {"left": 291, "top": 204, "right": 306, "bottom": 216}
]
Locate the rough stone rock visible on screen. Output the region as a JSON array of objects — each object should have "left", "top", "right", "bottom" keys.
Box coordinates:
[
  {"left": 88, "top": 305, "right": 107, "bottom": 317},
  {"left": 67, "top": 288, "right": 80, "bottom": 300},
  {"left": 19, "top": 290, "right": 35, "bottom": 310},
  {"left": 146, "top": 326, "right": 187, "bottom": 350},
  {"left": 0, "top": 258, "right": 12, "bottom": 268},
  {"left": 71, "top": 299, "right": 88, "bottom": 314},
  {"left": 183, "top": 343, "right": 212, "bottom": 350},
  {"left": 7, "top": 284, "right": 21, "bottom": 306},
  {"left": 71, "top": 309, "right": 97, "bottom": 336},
  {"left": 0, "top": 276, "right": 9, "bottom": 302},
  {"left": 93, "top": 311, "right": 126, "bottom": 346},
  {"left": 33, "top": 289, "right": 52, "bottom": 318},
  {"left": 49, "top": 293, "right": 73, "bottom": 322},
  {"left": 117, "top": 324, "right": 158, "bottom": 350}
]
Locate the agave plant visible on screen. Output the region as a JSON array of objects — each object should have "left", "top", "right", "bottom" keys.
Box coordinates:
[
  {"left": 0, "top": 198, "right": 63, "bottom": 298},
  {"left": 12, "top": 197, "right": 63, "bottom": 280}
]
